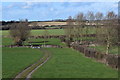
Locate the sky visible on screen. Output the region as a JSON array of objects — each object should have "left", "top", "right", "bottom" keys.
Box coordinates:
[{"left": 1, "top": 2, "right": 118, "bottom": 21}]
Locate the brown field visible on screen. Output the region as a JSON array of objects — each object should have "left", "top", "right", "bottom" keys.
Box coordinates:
[{"left": 29, "top": 22, "right": 67, "bottom": 26}]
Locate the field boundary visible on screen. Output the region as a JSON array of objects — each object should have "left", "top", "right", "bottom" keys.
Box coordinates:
[
  {"left": 71, "top": 44, "right": 119, "bottom": 69},
  {"left": 60, "top": 38, "right": 119, "bottom": 70}
]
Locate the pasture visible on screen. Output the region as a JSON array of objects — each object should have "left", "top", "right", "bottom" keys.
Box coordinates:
[
  {"left": 1, "top": 27, "right": 96, "bottom": 36},
  {"left": 2, "top": 37, "right": 66, "bottom": 47},
  {"left": 2, "top": 37, "right": 13, "bottom": 46},
  {"left": 2, "top": 47, "right": 44, "bottom": 78},
  {"left": 2, "top": 36, "right": 118, "bottom": 54},
  {"left": 1, "top": 2, "right": 119, "bottom": 79},
  {"left": 1, "top": 29, "right": 65, "bottom": 36},
  {"left": 89, "top": 46, "right": 119, "bottom": 54},
  {"left": 25, "top": 38, "right": 66, "bottom": 47},
  {"left": 32, "top": 48, "right": 118, "bottom": 78},
  {"left": 2, "top": 27, "right": 118, "bottom": 78}
]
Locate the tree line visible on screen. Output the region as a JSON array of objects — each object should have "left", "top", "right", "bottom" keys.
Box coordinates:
[
  {"left": 65, "top": 11, "right": 118, "bottom": 54},
  {"left": 8, "top": 11, "right": 119, "bottom": 55}
]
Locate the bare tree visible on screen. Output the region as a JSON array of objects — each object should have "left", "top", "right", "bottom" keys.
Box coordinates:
[
  {"left": 10, "top": 20, "right": 31, "bottom": 46},
  {"left": 105, "top": 11, "right": 118, "bottom": 54},
  {"left": 95, "top": 12, "right": 103, "bottom": 21},
  {"left": 86, "top": 11, "right": 95, "bottom": 22},
  {"left": 95, "top": 12, "right": 103, "bottom": 46},
  {"left": 64, "top": 16, "right": 74, "bottom": 47},
  {"left": 65, "top": 16, "right": 74, "bottom": 41},
  {"left": 86, "top": 11, "right": 95, "bottom": 44},
  {"left": 75, "top": 12, "right": 85, "bottom": 44},
  {"left": 97, "top": 11, "right": 118, "bottom": 54},
  {"left": 87, "top": 11, "right": 117, "bottom": 53}
]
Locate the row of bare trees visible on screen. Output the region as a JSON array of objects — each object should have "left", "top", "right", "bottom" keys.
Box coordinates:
[{"left": 65, "top": 11, "right": 118, "bottom": 54}]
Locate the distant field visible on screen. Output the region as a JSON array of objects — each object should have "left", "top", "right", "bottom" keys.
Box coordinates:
[
  {"left": 2, "top": 30, "right": 118, "bottom": 78},
  {"left": 2, "top": 37, "right": 66, "bottom": 47},
  {"left": 31, "top": 29, "right": 64, "bottom": 36},
  {"left": 89, "top": 46, "right": 119, "bottom": 54},
  {"left": 29, "top": 22, "right": 66, "bottom": 26},
  {"left": 2, "top": 37, "right": 13, "bottom": 46},
  {"left": 2, "top": 37, "right": 118, "bottom": 54},
  {"left": 1, "top": 29, "right": 65, "bottom": 36},
  {"left": 3, "top": 47, "right": 43, "bottom": 78},
  {"left": 25, "top": 38, "right": 66, "bottom": 47},
  {"left": 1, "top": 27, "right": 97, "bottom": 36},
  {"left": 32, "top": 48, "right": 118, "bottom": 78}
]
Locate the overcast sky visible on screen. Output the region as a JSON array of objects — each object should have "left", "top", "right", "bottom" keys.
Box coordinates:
[{"left": 1, "top": 2, "right": 118, "bottom": 21}]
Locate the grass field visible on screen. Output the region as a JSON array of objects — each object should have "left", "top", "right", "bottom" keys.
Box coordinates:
[
  {"left": 25, "top": 38, "right": 66, "bottom": 47},
  {"left": 2, "top": 37, "right": 118, "bottom": 54},
  {"left": 2, "top": 37, "right": 13, "bottom": 46},
  {"left": 3, "top": 47, "right": 44, "bottom": 78},
  {"left": 1, "top": 27, "right": 96, "bottom": 36},
  {"left": 32, "top": 48, "right": 118, "bottom": 78},
  {"left": 1, "top": 29, "right": 65, "bottom": 36},
  {"left": 2, "top": 36, "right": 95, "bottom": 46},
  {"left": 89, "top": 46, "right": 119, "bottom": 54},
  {"left": 2, "top": 37, "right": 66, "bottom": 47},
  {"left": 2, "top": 27, "right": 118, "bottom": 78}
]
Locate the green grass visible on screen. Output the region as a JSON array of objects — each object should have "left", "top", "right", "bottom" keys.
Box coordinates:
[
  {"left": 1, "top": 29, "right": 65, "bottom": 36},
  {"left": 2, "top": 37, "right": 13, "bottom": 46},
  {"left": 32, "top": 29, "right": 65, "bottom": 36},
  {"left": 1, "top": 27, "right": 97, "bottom": 36},
  {"left": 2, "top": 37, "right": 66, "bottom": 47},
  {"left": 2, "top": 47, "right": 44, "bottom": 78},
  {"left": 89, "top": 45, "right": 119, "bottom": 54},
  {"left": 1, "top": 30, "right": 9, "bottom": 36},
  {"left": 24, "top": 38, "right": 66, "bottom": 47},
  {"left": 1, "top": 27, "right": 118, "bottom": 78},
  {"left": 32, "top": 48, "right": 118, "bottom": 78}
]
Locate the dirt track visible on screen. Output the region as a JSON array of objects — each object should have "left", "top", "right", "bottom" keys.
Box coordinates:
[{"left": 13, "top": 48, "right": 51, "bottom": 80}]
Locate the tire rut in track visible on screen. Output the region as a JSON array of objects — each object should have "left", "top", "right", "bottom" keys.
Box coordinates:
[{"left": 13, "top": 48, "right": 51, "bottom": 80}]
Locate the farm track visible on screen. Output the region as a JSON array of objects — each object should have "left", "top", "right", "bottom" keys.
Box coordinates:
[{"left": 13, "top": 48, "right": 51, "bottom": 80}]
